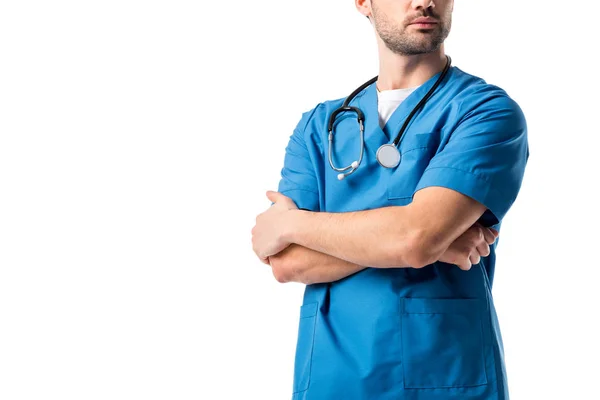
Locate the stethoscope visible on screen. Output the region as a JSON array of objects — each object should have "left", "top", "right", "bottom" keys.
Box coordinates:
[{"left": 327, "top": 55, "right": 452, "bottom": 180}]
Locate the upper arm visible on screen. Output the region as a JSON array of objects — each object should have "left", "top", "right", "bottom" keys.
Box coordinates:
[
  {"left": 408, "top": 94, "right": 529, "bottom": 261},
  {"left": 273, "top": 107, "right": 321, "bottom": 212},
  {"left": 407, "top": 186, "right": 488, "bottom": 266},
  {"left": 268, "top": 108, "right": 321, "bottom": 270}
]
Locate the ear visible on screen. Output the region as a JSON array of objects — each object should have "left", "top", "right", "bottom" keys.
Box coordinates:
[{"left": 355, "top": 0, "right": 371, "bottom": 19}]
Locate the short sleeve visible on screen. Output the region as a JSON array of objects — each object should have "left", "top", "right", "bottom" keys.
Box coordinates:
[
  {"left": 413, "top": 94, "right": 529, "bottom": 226},
  {"left": 273, "top": 108, "right": 321, "bottom": 212}
]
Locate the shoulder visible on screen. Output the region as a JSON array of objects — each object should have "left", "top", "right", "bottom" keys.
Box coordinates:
[
  {"left": 295, "top": 93, "right": 348, "bottom": 135},
  {"left": 449, "top": 67, "right": 527, "bottom": 132}
]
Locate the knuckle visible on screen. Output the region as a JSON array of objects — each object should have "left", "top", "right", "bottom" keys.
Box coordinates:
[
  {"left": 461, "top": 245, "right": 472, "bottom": 257},
  {"left": 466, "top": 231, "right": 478, "bottom": 245}
]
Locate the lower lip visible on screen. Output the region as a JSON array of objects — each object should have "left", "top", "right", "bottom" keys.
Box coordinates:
[{"left": 410, "top": 23, "right": 437, "bottom": 28}]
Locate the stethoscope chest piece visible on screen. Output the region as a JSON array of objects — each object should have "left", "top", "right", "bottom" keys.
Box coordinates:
[{"left": 376, "top": 144, "right": 401, "bottom": 168}]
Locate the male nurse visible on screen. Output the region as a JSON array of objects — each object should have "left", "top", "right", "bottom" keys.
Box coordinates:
[{"left": 251, "top": 1, "right": 529, "bottom": 399}]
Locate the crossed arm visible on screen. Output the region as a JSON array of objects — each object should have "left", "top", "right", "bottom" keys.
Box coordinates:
[
  {"left": 259, "top": 96, "right": 527, "bottom": 284},
  {"left": 265, "top": 185, "right": 491, "bottom": 284},
  {"left": 269, "top": 244, "right": 365, "bottom": 285}
]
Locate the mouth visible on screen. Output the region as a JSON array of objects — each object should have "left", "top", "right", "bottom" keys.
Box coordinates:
[{"left": 409, "top": 17, "right": 438, "bottom": 29}]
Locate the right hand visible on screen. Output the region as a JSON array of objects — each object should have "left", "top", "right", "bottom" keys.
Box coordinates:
[{"left": 438, "top": 223, "right": 499, "bottom": 271}]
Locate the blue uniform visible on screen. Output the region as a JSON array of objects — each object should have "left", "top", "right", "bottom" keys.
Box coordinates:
[{"left": 276, "top": 66, "right": 529, "bottom": 400}]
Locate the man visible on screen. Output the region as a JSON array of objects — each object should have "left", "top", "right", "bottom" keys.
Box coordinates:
[{"left": 251, "top": 0, "right": 529, "bottom": 399}]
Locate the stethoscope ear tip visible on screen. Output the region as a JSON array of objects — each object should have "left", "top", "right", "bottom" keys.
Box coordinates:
[
  {"left": 351, "top": 161, "right": 359, "bottom": 168},
  {"left": 337, "top": 173, "right": 345, "bottom": 181}
]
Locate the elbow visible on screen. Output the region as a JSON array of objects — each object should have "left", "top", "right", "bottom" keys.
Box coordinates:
[
  {"left": 271, "top": 255, "right": 315, "bottom": 285},
  {"left": 398, "top": 230, "right": 443, "bottom": 270},
  {"left": 270, "top": 254, "right": 298, "bottom": 284},
  {"left": 400, "top": 249, "right": 431, "bottom": 270}
]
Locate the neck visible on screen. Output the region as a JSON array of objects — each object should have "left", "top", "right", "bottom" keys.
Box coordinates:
[{"left": 376, "top": 40, "right": 447, "bottom": 91}]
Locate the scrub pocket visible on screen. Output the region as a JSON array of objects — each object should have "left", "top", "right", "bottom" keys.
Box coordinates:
[
  {"left": 400, "top": 297, "right": 488, "bottom": 389},
  {"left": 292, "top": 302, "right": 318, "bottom": 393},
  {"left": 387, "top": 132, "right": 439, "bottom": 201}
]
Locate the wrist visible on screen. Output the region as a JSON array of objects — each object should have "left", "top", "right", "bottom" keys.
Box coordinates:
[{"left": 282, "top": 208, "right": 306, "bottom": 244}]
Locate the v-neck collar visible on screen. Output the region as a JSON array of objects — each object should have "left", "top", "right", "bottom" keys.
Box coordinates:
[{"left": 353, "top": 66, "right": 455, "bottom": 155}]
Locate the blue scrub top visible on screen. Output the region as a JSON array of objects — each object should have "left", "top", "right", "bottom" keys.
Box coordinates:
[{"left": 276, "top": 66, "right": 529, "bottom": 400}]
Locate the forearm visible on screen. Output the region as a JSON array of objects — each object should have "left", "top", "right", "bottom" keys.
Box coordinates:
[
  {"left": 284, "top": 206, "right": 421, "bottom": 269},
  {"left": 269, "top": 243, "right": 367, "bottom": 285}
]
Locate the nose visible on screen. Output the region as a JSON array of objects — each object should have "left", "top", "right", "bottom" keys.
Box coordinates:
[{"left": 411, "top": 0, "right": 435, "bottom": 9}]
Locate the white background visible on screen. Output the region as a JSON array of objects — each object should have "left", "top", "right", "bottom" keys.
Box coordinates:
[{"left": 1, "top": 1, "right": 598, "bottom": 399}]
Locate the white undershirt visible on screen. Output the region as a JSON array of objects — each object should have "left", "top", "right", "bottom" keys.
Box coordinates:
[{"left": 377, "top": 85, "right": 420, "bottom": 129}]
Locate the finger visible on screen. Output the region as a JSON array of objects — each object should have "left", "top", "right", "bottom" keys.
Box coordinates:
[
  {"left": 469, "top": 251, "right": 481, "bottom": 265},
  {"left": 252, "top": 242, "right": 269, "bottom": 265},
  {"left": 458, "top": 260, "right": 471, "bottom": 271},
  {"left": 266, "top": 190, "right": 280, "bottom": 202},
  {"left": 456, "top": 256, "right": 472, "bottom": 271},
  {"left": 476, "top": 241, "right": 490, "bottom": 257},
  {"left": 254, "top": 251, "right": 269, "bottom": 265},
  {"left": 482, "top": 228, "right": 496, "bottom": 245},
  {"left": 260, "top": 256, "right": 270, "bottom": 265},
  {"left": 471, "top": 224, "right": 484, "bottom": 241}
]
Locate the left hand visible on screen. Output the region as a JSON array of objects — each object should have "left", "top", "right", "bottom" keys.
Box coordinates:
[{"left": 252, "top": 191, "right": 298, "bottom": 263}]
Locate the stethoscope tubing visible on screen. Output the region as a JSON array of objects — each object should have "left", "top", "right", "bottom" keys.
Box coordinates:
[{"left": 327, "top": 55, "right": 452, "bottom": 178}]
